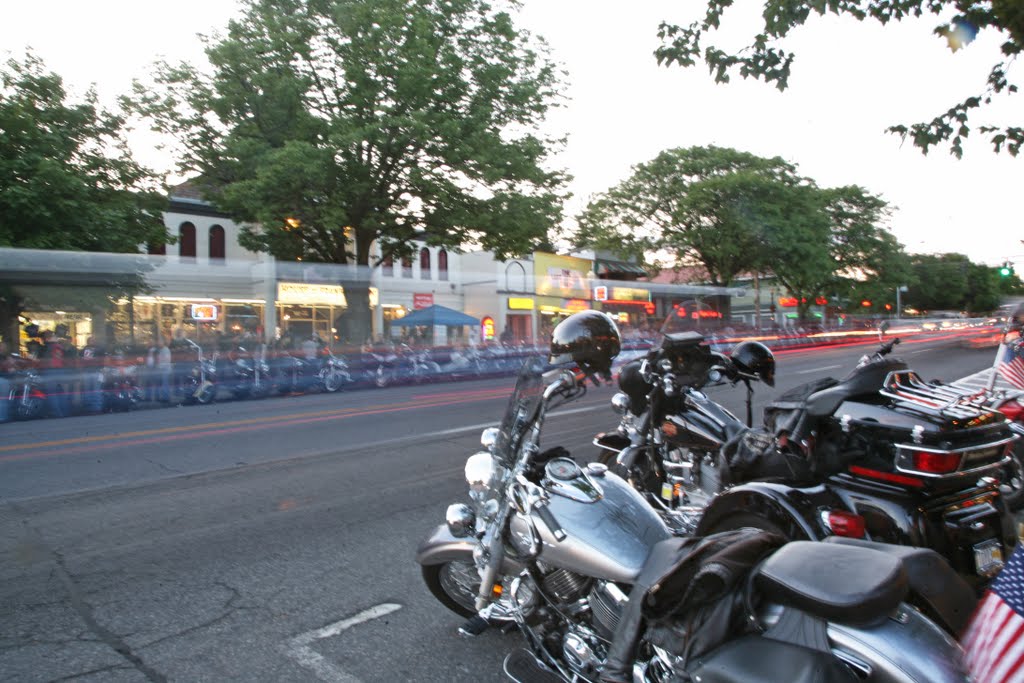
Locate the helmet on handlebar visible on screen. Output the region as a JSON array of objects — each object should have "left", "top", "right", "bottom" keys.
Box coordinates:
[
  {"left": 730, "top": 341, "right": 775, "bottom": 387},
  {"left": 617, "top": 360, "right": 649, "bottom": 414},
  {"left": 549, "top": 311, "right": 621, "bottom": 376}
]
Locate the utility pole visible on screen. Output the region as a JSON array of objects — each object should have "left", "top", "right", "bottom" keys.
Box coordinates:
[{"left": 896, "top": 285, "right": 908, "bottom": 319}]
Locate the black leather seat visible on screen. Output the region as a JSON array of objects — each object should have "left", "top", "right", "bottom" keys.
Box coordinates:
[
  {"left": 805, "top": 358, "right": 908, "bottom": 416},
  {"left": 756, "top": 541, "right": 908, "bottom": 624}
]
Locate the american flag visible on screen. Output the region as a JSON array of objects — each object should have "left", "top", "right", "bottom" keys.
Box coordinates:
[
  {"left": 998, "top": 338, "right": 1024, "bottom": 389},
  {"left": 963, "top": 544, "right": 1024, "bottom": 683}
]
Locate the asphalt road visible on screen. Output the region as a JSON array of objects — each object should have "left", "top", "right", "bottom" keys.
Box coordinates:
[{"left": 0, "top": 336, "right": 1002, "bottom": 682}]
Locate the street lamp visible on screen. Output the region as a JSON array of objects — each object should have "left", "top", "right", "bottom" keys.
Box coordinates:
[{"left": 896, "top": 285, "right": 908, "bottom": 319}]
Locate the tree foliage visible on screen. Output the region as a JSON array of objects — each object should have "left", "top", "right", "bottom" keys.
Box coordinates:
[
  {"left": 0, "top": 53, "right": 167, "bottom": 346},
  {"left": 656, "top": 0, "right": 1023, "bottom": 158},
  {"left": 131, "top": 0, "right": 567, "bottom": 340},
  {"left": 902, "top": 252, "right": 1007, "bottom": 313},
  {"left": 576, "top": 145, "right": 903, "bottom": 320}
]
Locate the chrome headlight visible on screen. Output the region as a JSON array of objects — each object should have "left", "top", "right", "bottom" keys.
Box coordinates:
[
  {"left": 611, "top": 392, "right": 631, "bottom": 416},
  {"left": 480, "top": 427, "right": 500, "bottom": 452},
  {"left": 465, "top": 451, "right": 496, "bottom": 493},
  {"left": 445, "top": 503, "right": 476, "bottom": 538}
]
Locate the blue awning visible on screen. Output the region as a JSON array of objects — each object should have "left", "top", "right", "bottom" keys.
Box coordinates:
[{"left": 392, "top": 304, "right": 480, "bottom": 327}]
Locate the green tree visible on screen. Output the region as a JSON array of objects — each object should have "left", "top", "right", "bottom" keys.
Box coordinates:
[
  {"left": 575, "top": 145, "right": 799, "bottom": 286},
  {"left": 0, "top": 54, "right": 167, "bottom": 346},
  {"left": 656, "top": 0, "right": 1022, "bottom": 157},
  {"left": 131, "top": 0, "right": 566, "bottom": 343},
  {"left": 964, "top": 262, "right": 1001, "bottom": 312},
  {"left": 904, "top": 253, "right": 972, "bottom": 310}
]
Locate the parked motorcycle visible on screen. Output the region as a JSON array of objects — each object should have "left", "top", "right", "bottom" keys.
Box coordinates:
[
  {"left": 319, "top": 347, "right": 353, "bottom": 393},
  {"left": 418, "top": 311, "right": 972, "bottom": 683},
  {"left": 6, "top": 357, "right": 46, "bottom": 419},
  {"left": 227, "top": 346, "right": 273, "bottom": 400},
  {"left": 181, "top": 340, "right": 217, "bottom": 405},
  {"left": 100, "top": 352, "right": 142, "bottom": 412},
  {"left": 986, "top": 389, "right": 1024, "bottom": 509},
  {"left": 595, "top": 320, "right": 1019, "bottom": 594}
]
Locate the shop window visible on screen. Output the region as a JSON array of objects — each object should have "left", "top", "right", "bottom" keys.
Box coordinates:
[
  {"left": 179, "top": 222, "right": 196, "bottom": 260},
  {"left": 209, "top": 225, "right": 226, "bottom": 262},
  {"left": 420, "top": 248, "right": 431, "bottom": 279},
  {"left": 438, "top": 249, "right": 448, "bottom": 281},
  {"left": 402, "top": 255, "right": 413, "bottom": 278}
]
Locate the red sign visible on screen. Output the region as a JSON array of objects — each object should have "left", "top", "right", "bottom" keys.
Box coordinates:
[
  {"left": 644, "top": 302, "right": 655, "bottom": 315},
  {"left": 566, "top": 299, "right": 589, "bottom": 312},
  {"left": 413, "top": 293, "right": 434, "bottom": 309},
  {"left": 593, "top": 286, "right": 608, "bottom": 301},
  {"left": 481, "top": 316, "right": 496, "bottom": 341}
]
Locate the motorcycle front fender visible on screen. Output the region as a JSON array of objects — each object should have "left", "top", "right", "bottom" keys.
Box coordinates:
[{"left": 415, "top": 523, "right": 525, "bottom": 575}]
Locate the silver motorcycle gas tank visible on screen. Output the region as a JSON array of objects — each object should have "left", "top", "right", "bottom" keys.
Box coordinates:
[{"left": 509, "top": 470, "right": 670, "bottom": 583}]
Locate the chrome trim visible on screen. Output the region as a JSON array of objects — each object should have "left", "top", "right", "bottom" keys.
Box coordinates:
[
  {"left": 893, "top": 437, "right": 1014, "bottom": 478},
  {"left": 610, "top": 392, "right": 630, "bottom": 415}
]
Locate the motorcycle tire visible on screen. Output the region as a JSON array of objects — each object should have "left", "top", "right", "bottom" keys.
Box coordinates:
[
  {"left": 18, "top": 396, "right": 44, "bottom": 420},
  {"left": 421, "top": 561, "right": 481, "bottom": 618},
  {"left": 323, "top": 370, "right": 344, "bottom": 393},
  {"left": 196, "top": 384, "right": 216, "bottom": 405},
  {"left": 374, "top": 368, "right": 390, "bottom": 389},
  {"left": 1000, "top": 446, "right": 1024, "bottom": 511}
]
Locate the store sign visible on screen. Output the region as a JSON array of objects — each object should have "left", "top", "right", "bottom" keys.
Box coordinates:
[
  {"left": 277, "top": 282, "right": 347, "bottom": 307},
  {"left": 566, "top": 299, "right": 589, "bottom": 312},
  {"left": 593, "top": 286, "right": 608, "bottom": 302},
  {"left": 190, "top": 304, "right": 219, "bottom": 321},
  {"left": 533, "top": 252, "right": 591, "bottom": 299},
  {"left": 481, "top": 316, "right": 496, "bottom": 341},
  {"left": 508, "top": 297, "right": 535, "bottom": 310},
  {"left": 413, "top": 293, "right": 434, "bottom": 309},
  {"left": 611, "top": 287, "right": 650, "bottom": 302}
]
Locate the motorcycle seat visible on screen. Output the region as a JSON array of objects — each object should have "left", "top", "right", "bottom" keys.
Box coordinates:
[
  {"left": 756, "top": 541, "right": 907, "bottom": 624},
  {"left": 804, "top": 358, "right": 909, "bottom": 417}
]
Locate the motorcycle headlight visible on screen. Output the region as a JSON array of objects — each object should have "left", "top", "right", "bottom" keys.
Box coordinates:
[
  {"left": 611, "top": 392, "right": 631, "bottom": 416},
  {"left": 465, "top": 451, "right": 497, "bottom": 494}
]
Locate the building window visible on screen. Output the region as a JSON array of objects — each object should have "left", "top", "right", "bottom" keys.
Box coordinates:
[
  {"left": 420, "top": 248, "right": 431, "bottom": 279},
  {"left": 506, "top": 261, "right": 526, "bottom": 292},
  {"left": 402, "top": 255, "right": 413, "bottom": 278},
  {"left": 438, "top": 249, "right": 448, "bottom": 281},
  {"left": 381, "top": 253, "right": 394, "bottom": 275},
  {"left": 209, "top": 224, "right": 225, "bottom": 262},
  {"left": 179, "top": 222, "right": 196, "bottom": 260}
]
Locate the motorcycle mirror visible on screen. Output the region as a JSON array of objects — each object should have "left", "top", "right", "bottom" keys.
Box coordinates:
[{"left": 707, "top": 367, "right": 723, "bottom": 384}]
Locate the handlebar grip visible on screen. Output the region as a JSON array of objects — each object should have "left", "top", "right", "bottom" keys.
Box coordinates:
[{"left": 535, "top": 502, "right": 567, "bottom": 542}]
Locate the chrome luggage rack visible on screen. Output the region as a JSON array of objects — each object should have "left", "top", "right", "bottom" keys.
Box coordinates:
[{"left": 879, "top": 370, "right": 996, "bottom": 420}]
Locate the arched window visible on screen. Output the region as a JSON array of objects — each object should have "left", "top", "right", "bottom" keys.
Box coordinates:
[
  {"left": 179, "top": 222, "right": 196, "bottom": 260},
  {"left": 420, "top": 248, "right": 431, "bottom": 279},
  {"left": 506, "top": 261, "right": 527, "bottom": 292},
  {"left": 209, "top": 225, "right": 226, "bottom": 262},
  {"left": 402, "top": 255, "right": 413, "bottom": 278},
  {"left": 438, "top": 249, "right": 448, "bottom": 281}
]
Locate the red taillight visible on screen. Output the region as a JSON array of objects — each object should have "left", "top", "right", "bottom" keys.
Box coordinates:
[
  {"left": 999, "top": 399, "right": 1024, "bottom": 422},
  {"left": 849, "top": 465, "right": 925, "bottom": 488},
  {"left": 824, "top": 510, "right": 866, "bottom": 538},
  {"left": 912, "top": 450, "right": 962, "bottom": 474}
]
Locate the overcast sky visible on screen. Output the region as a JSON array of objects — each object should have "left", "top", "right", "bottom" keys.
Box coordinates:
[{"left": 3, "top": 0, "right": 1020, "bottom": 270}]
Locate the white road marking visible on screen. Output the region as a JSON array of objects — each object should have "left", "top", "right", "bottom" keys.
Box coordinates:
[
  {"left": 284, "top": 603, "right": 402, "bottom": 683},
  {"left": 421, "top": 403, "right": 607, "bottom": 439},
  {"left": 794, "top": 364, "right": 842, "bottom": 375}
]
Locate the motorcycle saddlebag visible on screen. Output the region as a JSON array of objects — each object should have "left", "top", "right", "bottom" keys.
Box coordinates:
[{"left": 684, "top": 635, "right": 860, "bottom": 683}]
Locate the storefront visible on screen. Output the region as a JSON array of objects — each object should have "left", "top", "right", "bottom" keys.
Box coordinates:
[
  {"left": 533, "top": 252, "right": 592, "bottom": 340},
  {"left": 594, "top": 285, "right": 655, "bottom": 329}
]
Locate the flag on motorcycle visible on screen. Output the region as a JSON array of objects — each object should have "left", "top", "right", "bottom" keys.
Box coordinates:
[
  {"left": 997, "top": 337, "right": 1024, "bottom": 389},
  {"left": 962, "top": 543, "right": 1024, "bottom": 683}
]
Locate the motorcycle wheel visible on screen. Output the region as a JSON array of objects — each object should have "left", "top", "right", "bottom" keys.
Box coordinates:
[
  {"left": 421, "top": 561, "right": 479, "bottom": 618},
  {"left": 196, "top": 384, "right": 216, "bottom": 405},
  {"left": 323, "top": 370, "right": 344, "bottom": 393},
  {"left": 1000, "top": 446, "right": 1024, "bottom": 511},
  {"left": 374, "top": 367, "right": 390, "bottom": 388}
]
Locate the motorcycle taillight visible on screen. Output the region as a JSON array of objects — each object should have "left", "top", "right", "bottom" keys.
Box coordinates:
[
  {"left": 912, "top": 450, "right": 963, "bottom": 474},
  {"left": 822, "top": 510, "right": 866, "bottom": 538},
  {"left": 999, "top": 399, "right": 1024, "bottom": 422}
]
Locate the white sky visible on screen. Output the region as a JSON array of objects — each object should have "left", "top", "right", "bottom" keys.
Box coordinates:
[{"left": 2, "top": 0, "right": 1021, "bottom": 270}]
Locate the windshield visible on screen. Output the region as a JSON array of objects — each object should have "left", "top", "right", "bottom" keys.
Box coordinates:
[
  {"left": 495, "top": 355, "right": 547, "bottom": 465},
  {"left": 659, "top": 300, "right": 727, "bottom": 337}
]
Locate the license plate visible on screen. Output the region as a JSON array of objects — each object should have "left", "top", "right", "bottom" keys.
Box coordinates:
[{"left": 974, "top": 539, "right": 1004, "bottom": 577}]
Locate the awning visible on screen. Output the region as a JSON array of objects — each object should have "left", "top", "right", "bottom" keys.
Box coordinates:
[
  {"left": 391, "top": 304, "right": 479, "bottom": 327},
  {"left": 595, "top": 259, "right": 647, "bottom": 277}
]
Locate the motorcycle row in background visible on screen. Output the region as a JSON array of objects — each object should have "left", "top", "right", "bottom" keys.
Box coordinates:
[{"left": 2, "top": 337, "right": 660, "bottom": 423}]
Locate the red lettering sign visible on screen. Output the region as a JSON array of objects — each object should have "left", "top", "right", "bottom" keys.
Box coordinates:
[{"left": 413, "top": 293, "right": 434, "bottom": 309}]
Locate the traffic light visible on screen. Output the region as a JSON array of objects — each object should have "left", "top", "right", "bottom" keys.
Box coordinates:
[{"left": 1000, "top": 263, "right": 1013, "bottom": 277}]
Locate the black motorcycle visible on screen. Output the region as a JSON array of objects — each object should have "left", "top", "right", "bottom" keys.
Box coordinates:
[
  {"left": 595, "top": 325, "right": 1018, "bottom": 594},
  {"left": 181, "top": 340, "right": 217, "bottom": 405},
  {"left": 226, "top": 346, "right": 273, "bottom": 400}
]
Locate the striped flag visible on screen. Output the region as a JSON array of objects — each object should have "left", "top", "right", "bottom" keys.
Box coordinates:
[
  {"left": 963, "top": 544, "right": 1024, "bottom": 683},
  {"left": 998, "top": 338, "right": 1024, "bottom": 389}
]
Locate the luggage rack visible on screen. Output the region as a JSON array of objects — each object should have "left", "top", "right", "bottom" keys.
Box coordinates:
[{"left": 879, "top": 370, "right": 995, "bottom": 420}]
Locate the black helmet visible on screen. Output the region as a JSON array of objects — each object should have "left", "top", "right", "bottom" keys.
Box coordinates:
[
  {"left": 730, "top": 340, "right": 775, "bottom": 386},
  {"left": 549, "top": 310, "right": 621, "bottom": 376},
  {"left": 617, "top": 360, "right": 649, "bottom": 414}
]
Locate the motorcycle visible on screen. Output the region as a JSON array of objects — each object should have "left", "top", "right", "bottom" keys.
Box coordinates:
[
  {"left": 985, "top": 389, "right": 1024, "bottom": 509},
  {"left": 318, "top": 347, "right": 353, "bottom": 393},
  {"left": 417, "top": 315, "right": 972, "bottom": 682},
  {"left": 594, "top": 322, "right": 1019, "bottom": 595},
  {"left": 100, "top": 352, "right": 142, "bottom": 412},
  {"left": 6, "top": 357, "right": 46, "bottom": 419},
  {"left": 227, "top": 346, "right": 273, "bottom": 400},
  {"left": 181, "top": 340, "right": 217, "bottom": 405}
]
